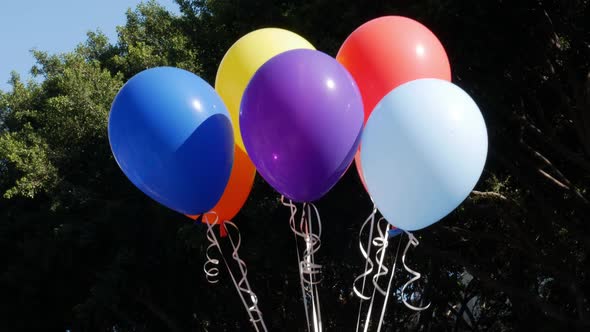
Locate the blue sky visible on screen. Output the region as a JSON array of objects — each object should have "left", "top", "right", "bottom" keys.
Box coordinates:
[{"left": 0, "top": 0, "right": 180, "bottom": 91}]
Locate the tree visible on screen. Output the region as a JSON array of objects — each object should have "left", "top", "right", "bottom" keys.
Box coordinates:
[{"left": 1, "top": 0, "right": 589, "bottom": 331}]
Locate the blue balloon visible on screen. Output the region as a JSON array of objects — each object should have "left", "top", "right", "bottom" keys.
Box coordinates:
[
  {"left": 361, "top": 79, "right": 488, "bottom": 231},
  {"left": 108, "top": 67, "right": 234, "bottom": 215}
]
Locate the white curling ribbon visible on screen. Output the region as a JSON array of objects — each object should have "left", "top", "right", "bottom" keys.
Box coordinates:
[
  {"left": 401, "top": 231, "right": 431, "bottom": 311},
  {"left": 354, "top": 208, "right": 379, "bottom": 332},
  {"left": 281, "top": 196, "right": 297, "bottom": 231},
  {"left": 301, "top": 203, "right": 323, "bottom": 332},
  {"left": 284, "top": 198, "right": 323, "bottom": 285},
  {"left": 376, "top": 235, "right": 403, "bottom": 332},
  {"left": 300, "top": 204, "right": 322, "bottom": 285},
  {"left": 204, "top": 213, "right": 221, "bottom": 284},
  {"left": 352, "top": 208, "right": 377, "bottom": 300},
  {"left": 281, "top": 196, "right": 305, "bottom": 239},
  {"left": 361, "top": 219, "right": 391, "bottom": 332},
  {"left": 224, "top": 221, "right": 265, "bottom": 325},
  {"left": 281, "top": 197, "right": 312, "bottom": 331},
  {"left": 371, "top": 219, "right": 391, "bottom": 296},
  {"left": 204, "top": 215, "right": 268, "bottom": 332},
  {"left": 281, "top": 197, "right": 324, "bottom": 332},
  {"left": 300, "top": 240, "right": 322, "bottom": 283}
]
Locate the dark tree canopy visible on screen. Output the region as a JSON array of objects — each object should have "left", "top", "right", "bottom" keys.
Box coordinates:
[{"left": 0, "top": 0, "right": 589, "bottom": 331}]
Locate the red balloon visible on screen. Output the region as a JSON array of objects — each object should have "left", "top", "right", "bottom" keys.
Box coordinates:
[{"left": 336, "top": 16, "right": 451, "bottom": 187}]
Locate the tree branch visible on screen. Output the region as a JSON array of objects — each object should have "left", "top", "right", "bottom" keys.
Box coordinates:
[
  {"left": 537, "top": 168, "right": 570, "bottom": 190},
  {"left": 518, "top": 137, "right": 589, "bottom": 204},
  {"left": 524, "top": 121, "right": 590, "bottom": 173},
  {"left": 470, "top": 190, "right": 508, "bottom": 201}
]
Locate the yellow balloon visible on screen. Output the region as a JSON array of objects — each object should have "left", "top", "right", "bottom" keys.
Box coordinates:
[{"left": 215, "top": 28, "right": 315, "bottom": 150}]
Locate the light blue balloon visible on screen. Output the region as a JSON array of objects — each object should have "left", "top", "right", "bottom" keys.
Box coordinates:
[
  {"left": 361, "top": 79, "right": 488, "bottom": 231},
  {"left": 108, "top": 67, "right": 234, "bottom": 215}
]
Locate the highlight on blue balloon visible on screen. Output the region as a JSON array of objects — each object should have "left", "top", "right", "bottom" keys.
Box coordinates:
[
  {"left": 361, "top": 78, "right": 488, "bottom": 231},
  {"left": 108, "top": 67, "right": 234, "bottom": 215}
]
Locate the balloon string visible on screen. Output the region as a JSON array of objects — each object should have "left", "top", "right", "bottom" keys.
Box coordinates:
[
  {"left": 401, "top": 231, "right": 431, "bottom": 311},
  {"left": 300, "top": 203, "right": 322, "bottom": 284},
  {"left": 281, "top": 196, "right": 323, "bottom": 332},
  {"left": 371, "top": 218, "right": 391, "bottom": 296},
  {"left": 204, "top": 215, "right": 221, "bottom": 284},
  {"left": 224, "top": 221, "right": 268, "bottom": 331},
  {"left": 203, "top": 214, "right": 262, "bottom": 332},
  {"left": 353, "top": 207, "right": 377, "bottom": 300},
  {"left": 305, "top": 203, "right": 323, "bottom": 332},
  {"left": 376, "top": 234, "right": 403, "bottom": 332},
  {"left": 354, "top": 207, "right": 377, "bottom": 332},
  {"left": 362, "top": 219, "right": 391, "bottom": 332},
  {"left": 281, "top": 197, "right": 312, "bottom": 332}
]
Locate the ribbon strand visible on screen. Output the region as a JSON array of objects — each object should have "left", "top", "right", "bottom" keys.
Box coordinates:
[
  {"left": 371, "top": 218, "right": 392, "bottom": 296},
  {"left": 353, "top": 207, "right": 377, "bottom": 300},
  {"left": 281, "top": 196, "right": 323, "bottom": 332},
  {"left": 300, "top": 203, "right": 322, "bottom": 285},
  {"left": 362, "top": 219, "right": 391, "bottom": 332},
  {"left": 281, "top": 197, "right": 312, "bottom": 331},
  {"left": 204, "top": 217, "right": 221, "bottom": 284},
  {"left": 354, "top": 207, "right": 378, "bottom": 332},
  {"left": 304, "top": 203, "right": 323, "bottom": 332},
  {"left": 224, "top": 221, "right": 268, "bottom": 330},
  {"left": 375, "top": 234, "right": 403, "bottom": 332},
  {"left": 203, "top": 214, "right": 266, "bottom": 331},
  {"left": 352, "top": 219, "right": 431, "bottom": 331},
  {"left": 401, "top": 231, "right": 431, "bottom": 311}
]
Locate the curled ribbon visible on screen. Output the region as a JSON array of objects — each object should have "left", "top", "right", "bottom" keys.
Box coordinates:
[
  {"left": 371, "top": 218, "right": 391, "bottom": 296},
  {"left": 352, "top": 208, "right": 377, "bottom": 300},
  {"left": 224, "top": 221, "right": 265, "bottom": 325},
  {"left": 301, "top": 202, "right": 323, "bottom": 332},
  {"left": 299, "top": 203, "right": 322, "bottom": 285},
  {"left": 281, "top": 197, "right": 311, "bottom": 330},
  {"left": 280, "top": 197, "right": 323, "bottom": 286},
  {"left": 203, "top": 212, "right": 221, "bottom": 284},
  {"left": 203, "top": 215, "right": 268, "bottom": 331},
  {"left": 401, "top": 231, "right": 431, "bottom": 311},
  {"left": 281, "top": 196, "right": 323, "bottom": 332},
  {"left": 375, "top": 235, "right": 403, "bottom": 332},
  {"left": 359, "top": 219, "right": 394, "bottom": 332}
]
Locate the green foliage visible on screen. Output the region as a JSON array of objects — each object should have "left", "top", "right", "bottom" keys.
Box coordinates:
[
  {"left": 1, "top": 51, "right": 123, "bottom": 208},
  {"left": 0, "top": 123, "right": 57, "bottom": 198},
  {"left": 112, "top": 0, "right": 201, "bottom": 77}
]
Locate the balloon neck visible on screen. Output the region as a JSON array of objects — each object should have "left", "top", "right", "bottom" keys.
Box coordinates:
[
  {"left": 203, "top": 217, "right": 227, "bottom": 238},
  {"left": 193, "top": 213, "right": 228, "bottom": 237},
  {"left": 219, "top": 223, "right": 228, "bottom": 237}
]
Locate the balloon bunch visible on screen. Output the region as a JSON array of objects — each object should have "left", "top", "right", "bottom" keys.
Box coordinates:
[{"left": 107, "top": 15, "right": 487, "bottom": 332}]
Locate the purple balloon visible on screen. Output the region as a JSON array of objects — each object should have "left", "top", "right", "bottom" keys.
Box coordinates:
[{"left": 240, "top": 49, "right": 364, "bottom": 202}]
